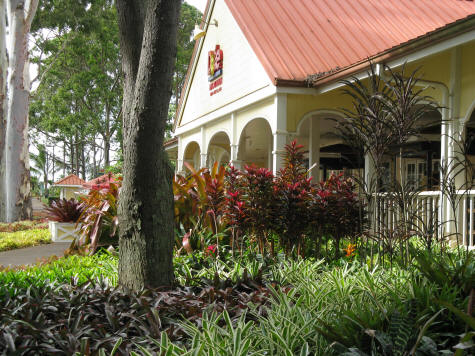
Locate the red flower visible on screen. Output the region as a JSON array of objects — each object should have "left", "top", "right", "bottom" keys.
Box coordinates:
[{"left": 206, "top": 244, "right": 217, "bottom": 256}]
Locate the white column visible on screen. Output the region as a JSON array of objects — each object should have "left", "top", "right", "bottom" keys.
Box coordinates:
[
  {"left": 200, "top": 126, "right": 207, "bottom": 169},
  {"left": 176, "top": 137, "right": 184, "bottom": 174},
  {"left": 308, "top": 118, "right": 320, "bottom": 182},
  {"left": 229, "top": 113, "right": 242, "bottom": 169},
  {"left": 267, "top": 139, "right": 273, "bottom": 170},
  {"left": 445, "top": 47, "right": 462, "bottom": 237},
  {"left": 272, "top": 93, "right": 288, "bottom": 175},
  {"left": 176, "top": 159, "right": 184, "bottom": 174},
  {"left": 230, "top": 144, "right": 242, "bottom": 169},
  {"left": 200, "top": 153, "right": 208, "bottom": 169},
  {"left": 364, "top": 153, "right": 376, "bottom": 189}
]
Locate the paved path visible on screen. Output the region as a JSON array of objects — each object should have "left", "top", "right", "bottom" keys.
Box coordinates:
[{"left": 0, "top": 242, "right": 70, "bottom": 267}]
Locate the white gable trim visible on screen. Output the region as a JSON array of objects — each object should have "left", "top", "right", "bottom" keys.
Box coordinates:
[{"left": 174, "top": 0, "right": 216, "bottom": 131}]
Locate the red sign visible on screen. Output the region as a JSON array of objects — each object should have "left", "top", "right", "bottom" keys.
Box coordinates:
[{"left": 208, "top": 44, "right": 223, "bottom": 96}]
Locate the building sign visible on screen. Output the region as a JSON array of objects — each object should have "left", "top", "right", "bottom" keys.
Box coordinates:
[{"left": 208, "top": 44, "right": 223, "bottom": 96}]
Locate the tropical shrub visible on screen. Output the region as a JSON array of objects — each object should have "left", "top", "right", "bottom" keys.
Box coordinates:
[
  {"left": 173, "top": 162, "right": 228, "bottom": 251},
  {"left": 240, "top": 165, "right": 275, "bottom": 255},
  {"left": 45, "top": 198, "right": 84, "bottom": 222},
  {"left": 315, "top": 173, "right": 364, "bottom": 258},
  {"left": 274, "top": 140, "right": 313, "bottom": 256},
  {"left": 223, "top": 165, "right": 247, "bottom": 253},
  {"left": 75, "top": 180, "right": 121, "bottom": 254}
]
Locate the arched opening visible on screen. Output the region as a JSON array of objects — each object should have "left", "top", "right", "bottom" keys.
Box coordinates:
[
  {"left": 238, "top": 118, "right": 273, "bottom": 169},
  {"left": 296, "top": 111, "right": 363, "bottom": 182},
  {"left": 463, "top": 107, "right": 475, "bottom": 186},
  {"left": 183, "top": 141, "right": 201, "bottom": 171},
  {"left": 207, "top": 131, "right": 231, "bottom": 168},
  {"left": 392, "top": 106, "right": 442, "bottom": 190}
]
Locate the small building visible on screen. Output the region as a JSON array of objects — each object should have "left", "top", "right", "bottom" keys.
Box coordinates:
[
  {"left": 168, "top": 0, "right": 475, "bottom": 248},
  {"left": 53, "top": 174, "right": 86, "bottom": 200},
  {"left": 83, "top": 173, "right": 119, "bottom": 191}
]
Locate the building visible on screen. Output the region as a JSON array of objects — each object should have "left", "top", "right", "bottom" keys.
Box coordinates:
[
  {"left": 53, "top": 174, "right": 86, "bottom": 200},
  {"left": 168, "top": 0, "right": 475, "bottom": 247}
]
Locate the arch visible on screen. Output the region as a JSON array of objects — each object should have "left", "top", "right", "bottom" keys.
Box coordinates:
[
  {"left": 238, "top": 117, "right": 273, "bottom": 169},
  {"left": 236, "top": 115, "right": 273, "bottom": 144},
  {"left": 207, "top": 131, "right": 231, "bottom": 167},
  {"left": 461, "top": 98, "right": 475, "bottom": 128},
  {"left": 296, "top": 109, "right": 344, "bottom": 136},
  {"left": 183, "top": 141, "right": 201, "bottom": 170},
  {"left": 462, "top": 98, "right": 475, "bottom": 130}
]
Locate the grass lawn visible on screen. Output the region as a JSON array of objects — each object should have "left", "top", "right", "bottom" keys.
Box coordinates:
[{"left": 0, "top": 228, "right": 51, "bottom": 252}]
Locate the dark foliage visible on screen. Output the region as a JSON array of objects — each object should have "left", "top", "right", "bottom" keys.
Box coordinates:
[
  {"left": 45, "top": 198, "right": 84, "bottom": 223},
  {"left": 0, "top": 275, "right": 281, "bottom": 355}
]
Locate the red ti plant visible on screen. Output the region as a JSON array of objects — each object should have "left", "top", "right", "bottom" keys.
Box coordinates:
[
  {"left": 274, "top": 140, "right": 313, "bottom": 257},
  {"left": 75, "top": 178, "right": 121, "bottom": 254},
  {"left": 239, "top": 165, "right": 275, "bottom": 255},
  {"left": 173, "top": 162, "right": 227, "bottom": 254},
  {"left": 223, "top": 166, "right": 247, "bottom": 254},
  {"left": 316, "top": 172, "right": 363, "bottom": 258}
]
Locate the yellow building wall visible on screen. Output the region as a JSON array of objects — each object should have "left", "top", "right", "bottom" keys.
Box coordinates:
[
  {"left": 461, "top": 41, "right": 475, "bottom": 120},
  {"left": 62, "top": 187, "right": 78, "bottom": 200},
  {"left": 287, "top": 91, "right": 353, "bottom": 132},
  {"left": 285, "top": 44, "right": 475, "bottom": 131}
]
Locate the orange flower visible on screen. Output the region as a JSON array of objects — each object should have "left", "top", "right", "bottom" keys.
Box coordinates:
[{"left": 344, "top": 243, "right": 356, "bottom": 258}]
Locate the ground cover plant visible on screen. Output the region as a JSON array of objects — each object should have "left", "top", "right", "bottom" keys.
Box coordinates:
[
  {"left": 0, "top": 252, "right": 118, "bottom": 294},
  {"left": 0, "top": 228, "right": 51, "bottom": 252},
  {"left": 0, "top": 219, "right": 48, "bottom": 233},
  {"left": 0, "top": 248, "right": 473, "bottom": 355}
]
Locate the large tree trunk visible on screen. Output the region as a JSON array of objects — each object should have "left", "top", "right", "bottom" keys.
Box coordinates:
[
  {"left": 4, "top": 0, "right": 38, "bottom": 222},
  {"left": 0, "top": 0, "right": 7, "bottom": 222},
  {"left": 117, "top": 0, "right": 180, "bottom": 291}
]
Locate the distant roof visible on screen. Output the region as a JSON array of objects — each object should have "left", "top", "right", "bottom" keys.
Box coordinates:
[
  {"left": 164, "top": 137, "right": 178, "bottom": 148},
  {"left": 225, "top": 0, "right": 475, "bottom": 83},
  {"left": 54, "top": 174, "right": 86, "bottom": 186},
  {"left": 83, "top": 173, "right": 119, "bottom": 190}
]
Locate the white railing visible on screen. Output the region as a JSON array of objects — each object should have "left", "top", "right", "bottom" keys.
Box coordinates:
[
  {"left": 373, "top": 190, "right": 475, "bottom": 249},
  {"left": 460, "top": 190, "right": 475, "bottom": 249}
]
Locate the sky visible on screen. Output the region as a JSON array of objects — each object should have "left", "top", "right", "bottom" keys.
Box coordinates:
[{"left": 185, "top": 0, "right": 207, "bottom": 12}]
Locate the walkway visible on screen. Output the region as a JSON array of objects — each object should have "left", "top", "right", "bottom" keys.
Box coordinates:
[{"left": 0, "top": 242, "right": 69, "bottom": 267}]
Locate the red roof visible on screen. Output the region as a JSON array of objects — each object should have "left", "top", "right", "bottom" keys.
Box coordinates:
[
  {"left": 83, "top": 173, "right": 119, "bottom": 190},
  {"left": 225, "top": 0, "right": 475, "bottom": 83},
  {"left": 54, "top": 174, "right": 86, "bottom": 186}
]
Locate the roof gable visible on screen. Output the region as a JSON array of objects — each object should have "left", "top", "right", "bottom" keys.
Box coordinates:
[
  {"left": 54, "top": 174, "right": 86, "bottom": 186},
  {"left": 176, "top": 0, "right": 272, "bottom": 129},
  {"left": 225, "top": 0, "right": 475, "bottom": 82}
]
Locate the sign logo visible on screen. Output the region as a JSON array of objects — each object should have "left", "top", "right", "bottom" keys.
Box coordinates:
[{"left": 208, "top": 44, "right": 223, "bottom": 96}]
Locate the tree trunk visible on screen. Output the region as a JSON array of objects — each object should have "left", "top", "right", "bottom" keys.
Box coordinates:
[
  {"left": 4, "top": 0, "right": 38, "bottom": 222},
  {"left": 0, "top": 0, "right": 7, "bottom": 222},
  {"left": 70, "top": 138, "right": 74, "bottom": 174},
  {"left": 92, "top": 141, "right": 97, "bottom": 177},
  {"left": 81, "top": 142, "right": 86, "bottom": 180},
  {"left": 104, "top": 104, "right": 110, "bottom": 168},
  {"left": 117, "top": 0, "right": 180, "bottom": 291},
  {"left": 43, "top": 149, "right": 48, "bottom": 197},
  {"left": 63, "top": 141, "right": 66, "bottom": 177}
]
